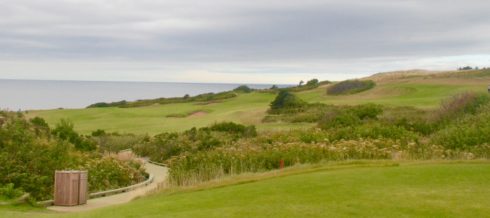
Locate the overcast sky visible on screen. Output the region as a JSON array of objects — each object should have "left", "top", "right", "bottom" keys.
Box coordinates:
[{"left": 0, "top": 0, "right": 489, "bottom": 84}]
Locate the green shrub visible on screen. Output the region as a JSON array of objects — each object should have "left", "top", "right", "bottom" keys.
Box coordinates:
[
  {"left": 380, "top": 106, "right": 436, "bottom": 135},
  {"left": 327, "top": 80, "right": 376, "bottom": 95},
  {"left": 269, "top": 90, "right": 306, "bottom": 112},
  {"left": 208, "top": 122, "right": 257, "bottom": 137},
  {"left": 0, "top": 112, "right": 147, "bottom": 200},
  {"left": 326, "top": 123, "right": 419, "bottom": 145},
  {"left": 318, "top": 104, "right": 383, "bottom": 129},
  {"left": 0, "top": 183, "right": 24, "bottom": 200},
  {"left": 93, "top": 133, "right": 147, "bottom": 153},
  {"left": 233, "top": 85, "right": 253, "bottom": 93},
  {"left": 431, "top": 104, "right": 490, "bottom": 149},
  {"left": 353, "top": 104, "right": 383, "bottom": 120},
  {"left": 435, "top": 92, "right": 490, "bottom": 123},
  {"left": 306, "top": 79, "right": 319, "bottom": 86},
  {"left": 52, "top": 119, "right": 97, "bottom": 151},
  {"left": 85, "top": 157, "right": 147, "bottom": 192},
  {"left": 88, "top": 91, "right": 238, "bottom": 108},
  {"left": 91, "top": 129, "right": 106, "bottom": 137},
  {"left": 167, "top": 139, "right": 394, "bottom": 186},
  {"left": 264, "top": 103, "right": 337, "bottom": 123}
]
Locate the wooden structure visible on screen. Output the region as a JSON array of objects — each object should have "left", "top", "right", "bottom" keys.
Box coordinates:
[{"left": 54, "top": 171, "right": 88, "bottom": 206}]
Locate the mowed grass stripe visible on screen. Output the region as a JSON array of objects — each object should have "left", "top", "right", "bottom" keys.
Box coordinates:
[{"left": 4, "top": 162, "right": 489, "bottom": 218}]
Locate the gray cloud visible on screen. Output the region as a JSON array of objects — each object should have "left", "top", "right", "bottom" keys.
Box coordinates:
[{"left": 0, "top": 0, "right": 489, "bottom": 82}]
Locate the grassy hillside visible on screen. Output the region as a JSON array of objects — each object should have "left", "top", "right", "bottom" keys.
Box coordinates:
[
  {"left": 2, "top": 161, "right": 490, "bottom": 218},
  {"left": 28, "top": 70, "right": 490, "bottom": 134}
]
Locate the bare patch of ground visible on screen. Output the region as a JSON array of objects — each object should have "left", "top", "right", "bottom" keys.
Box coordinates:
[{"left": 188, "top": 111, "right": 208, "bottom": 117}]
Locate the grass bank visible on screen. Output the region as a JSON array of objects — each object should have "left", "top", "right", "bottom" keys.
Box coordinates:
[{"left": 3, "top": 161, "right": 490, "bottom": 218}]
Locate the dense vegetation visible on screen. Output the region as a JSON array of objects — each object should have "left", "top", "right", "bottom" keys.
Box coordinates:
[
  {"left": 327, "top": 79, "right": 376, "bottom": 95},
  {"left": 0, "top": 112, "right": 147, "bottom": 201},
  {"left": 268, "top": 90, "right": 306, "bottom": 112},
  {"left": 282, "top": 79, "right": 329, "bottom": 92},
  {"left": 87, "top": 79, "right": 326, "bottom": 109},
  {"left": 88, "top": 91, "right": 238, "bottom": 108},
  {"left": 85, "top": 90, "right": 490, "bottom": 186}
]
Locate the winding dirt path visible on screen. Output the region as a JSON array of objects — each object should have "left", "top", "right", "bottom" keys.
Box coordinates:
[{"left": 48, "top": 162, "right": 168, "bottom": 213}]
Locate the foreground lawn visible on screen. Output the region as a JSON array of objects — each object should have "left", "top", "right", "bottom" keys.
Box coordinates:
[{"left": 5, "top": 161, "right": 489, "bottom": 218}]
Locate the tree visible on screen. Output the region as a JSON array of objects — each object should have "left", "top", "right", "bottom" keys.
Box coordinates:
[
  {"left": 233, "top": 85, "right": 253, "bottom": 93},
  {"left": 270, "top": 90, "right": 306, "bottom": 110},
  {"left": 299, "top": 80, "right": 304, "bottom": 86},
  {"left": 306, "top": 79, "right": 319, "bottom": 86},
  {"left": 52, "top": 119, "right": 96, "bottom": 151}
]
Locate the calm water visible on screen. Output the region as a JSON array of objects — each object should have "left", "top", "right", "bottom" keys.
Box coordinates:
[{"left": 0, "top": 79, "right": 278, "bottom": 110}]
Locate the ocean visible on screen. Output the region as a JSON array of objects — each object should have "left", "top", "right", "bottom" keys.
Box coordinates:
[{"left": 0, "top": 79, "right": 278, "bottom": 110}]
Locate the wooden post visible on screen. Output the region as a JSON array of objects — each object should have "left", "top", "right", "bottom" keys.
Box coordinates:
[{"left": 279, "top": 159, "right": 285, "bottom": 169}]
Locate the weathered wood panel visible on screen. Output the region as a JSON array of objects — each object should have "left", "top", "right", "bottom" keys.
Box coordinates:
[
  {"left": 78, "top": 171, "right": 88, "bottom": 205},
  {"left": 54, "top": 171, "right": 79, "bottom": 206},
  {"left": 54, "top": 171, "right": 88, "bottom": 206}
]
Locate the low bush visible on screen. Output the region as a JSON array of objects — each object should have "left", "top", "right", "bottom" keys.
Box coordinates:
[
  {"left": 431, "top": 104, "right": 490, "bottom": 149},
  {"left": 435, "top": 92, "right": 490, "bottom": 123},
  {"left": 380, "top": 107, "right": 436, "bottom": 135},
  {"left": 0, "top": 183, "right": 24, "bottom": 200},
  {"left": 283, "top": 79, "right": 329, "bottom": 92},
  {"left": 318, "top": 104, "right": 383, "bottom": 129},
  {"left": 167, "top": 139, "right": 395, "bottom": 186},
  {"left": 327, "top": 80, "right": 376, "bottom": 95},
  {"left": 208, "top": 122, "right": 257, "bottom": 137},
  {"left": 0, "top": 112, "right": 147, "bottom": 200},
  {"left": 269, "top": 90, "right": 306, "bottom": 112},
  {"left": 86, "top": 157, "right": 148, "bottom": 192},
  {"left": 52, "top": 119, "right": 97, "bottom": 151},
  {"left": 133, "top": 122, "right": 258, "bottom": 163},
  {"left": 93, "top": 133, "right": 148, "bottom": 153},
  {"left": 88, "top": 91, "right": 238, "bottom": 108},
  {"left": 233, "top": 85, "right": 253, "bottom": 93},
  {"left": 263, "top": 103, "right": 334, "bottom": 123}
]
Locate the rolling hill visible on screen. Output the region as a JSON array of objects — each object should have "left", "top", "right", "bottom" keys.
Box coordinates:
[{"left": 27, "top": 69, "right": 490, "bottom": 135}]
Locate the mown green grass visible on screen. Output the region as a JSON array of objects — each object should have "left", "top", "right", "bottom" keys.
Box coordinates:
[
  {"left": 29, "top": 92, "right": 277, "bottom": 135},
  {"left": 297, "top": 81, "right": 487, "bottom": 108},
  {"left": 28, "top": 77, "right": 489, "bottom": 134},
  {"left": 2, "top": 161, "right": 490, "bottom": 218}
]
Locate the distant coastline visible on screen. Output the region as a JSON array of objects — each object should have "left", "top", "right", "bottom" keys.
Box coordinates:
[{"left": 0, "top": 79, "right": 287, "bottom": 110}]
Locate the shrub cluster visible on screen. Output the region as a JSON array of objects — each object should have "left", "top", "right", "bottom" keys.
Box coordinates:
[
  {"left": 148, "top": 91, "right": 490, "bottom": 187},
  {"left": 168, "top": 139, "right": 394, "bottom": 186},
  {"left": 318, "top": 104, "right": 383, "bottom": 129},
  {"left": 0, "top": 183, "right": 24, "bottom": 200},
  {"left": 86, "top": 156, "right": 147, "bottom": 192},
  {"left": 88, "top": 91, "right": 238, "bottom": 108},
  {"left": 269, "top": 90, "right": 306, "bottom": 112},
  {"left": 327, "top": 80, "right": 376, "bottom": 95},
  {"left": 0, "top": 112, "right": 147, "bottom": 200},
  {"left": 132, "top": 122, "right": 258, "bottom": 163},
  {"left": 431, "top": 103, "right": 490, "bottom": 149},
  {"left": 435, "top": 92, "right": 490, "bottom": 123},
  {"left": 233, "top": 85, "right": 253, "bottom": 93}
]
